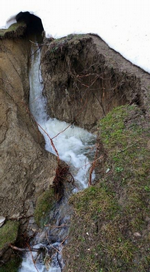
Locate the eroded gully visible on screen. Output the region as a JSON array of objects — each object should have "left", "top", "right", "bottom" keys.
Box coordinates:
[{"left": 18, "top": 44, "right": 96, "bottom": 272}]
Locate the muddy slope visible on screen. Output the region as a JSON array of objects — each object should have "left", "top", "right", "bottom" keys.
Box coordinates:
[{"left": 0, "top": 35, "right": 57, "bottom": 218}]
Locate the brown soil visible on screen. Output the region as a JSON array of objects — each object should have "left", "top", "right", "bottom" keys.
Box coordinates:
[{"left": 41, "top": 34, "right": 150, "bottom": 131}]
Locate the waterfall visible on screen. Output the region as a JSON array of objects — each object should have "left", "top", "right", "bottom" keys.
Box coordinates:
[{"left": 18, "top": 44, "right": 96, "bottom": 272}]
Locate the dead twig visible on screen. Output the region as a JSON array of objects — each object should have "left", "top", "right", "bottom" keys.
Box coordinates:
[
  {"left": 26, "top": 243, "right": 39, "bottom": 272},
  {"left": 44, "top": 223, "right": 69, "bottom": 229},
  {"left": 36, "top": 121, "right": 59, "bottom": 161},
  {"left": 9, "top": 244, "right": 39, "bottom": 252},
  {"left": 50, "top": 245, "right": 60, "bottom": 254},
  {"left": 88, "top": 143, "right": 100, "bottom": 185},
  {"left": 60, "top": 236, "right": 68, "bottom": 246},
  {"left": 52, "top": 123, "right": 72, "bottom": 140}
]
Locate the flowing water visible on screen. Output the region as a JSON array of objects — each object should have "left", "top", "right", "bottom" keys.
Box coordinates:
[{"left": 18, "top": 44, "right": 96, "bottom": 272}]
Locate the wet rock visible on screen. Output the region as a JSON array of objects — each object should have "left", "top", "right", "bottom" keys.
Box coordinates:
[{"left": 0, "top": 217, "right": 5, "bottom": 227}]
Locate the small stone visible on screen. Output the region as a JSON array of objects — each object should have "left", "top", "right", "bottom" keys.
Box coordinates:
[
  {"left": 10, "top": 213, "right": 20, "bottom": 220},
  {"left": 133, "top": 232, "right": 141, "bottom": 237},
  {"left": 0, "top": 216, "right": 6, "bottom": 227},
  {"left": 31, "top": 228, "right": 37, "bottom": 232}
]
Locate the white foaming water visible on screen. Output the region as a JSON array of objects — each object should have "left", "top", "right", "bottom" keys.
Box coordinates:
[
  {"left": 29, "top": 45, "right": 96, "bottom": 190},
  {"left": 19, "top": 45, "right": 96, "bottom": 272},
  {"left": 42, "top": 118, "right": 95, "bottom": 190},
  {"left": 19, "top": 243, "right": 62, "bottom": 272},
  {"left": 29, "top": 47, "right": 48, "bottom": 124}
]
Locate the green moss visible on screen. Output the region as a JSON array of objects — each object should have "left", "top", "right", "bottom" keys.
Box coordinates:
[
  {"left": 0, "top": 22, "right": 26, "bottom": 38},
  {"left": 34, "top": 188, "right": 56, "bottom": 227},
  {"left": 0, "top": 256, "right": 21, "bottom": 272},
  {"left": 64, "top": 105, "right": 150, "bottom": 272},
  {"left": 0, "top": 221, "right": 19, "bottom": 250}
]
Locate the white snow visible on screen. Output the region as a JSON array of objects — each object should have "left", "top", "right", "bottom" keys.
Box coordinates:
[{"left": 0, "top": 0, "right": 150, "bottom": 73}]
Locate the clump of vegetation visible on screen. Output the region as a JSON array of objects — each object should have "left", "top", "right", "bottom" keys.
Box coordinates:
[
  {"left": 0, "top": 256, "right": 21, "bottom": 272},
  {"left": 0, "top": 22, "right": 26, "bottom": 38},
  {"left": 0, "top": 221, "right": 19, "bottom": 251},
  {"left": 63, "top": 105, "right": 150, "bottom": 272},
  {"left": 34, "top": 188, "right": 56, "bottom": 227},
  {"left": 45, "top": 34, "right": 85, "bottom": 56}
]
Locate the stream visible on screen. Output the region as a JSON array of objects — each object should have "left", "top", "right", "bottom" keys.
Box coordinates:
[{"left": 18, "top": 44, "right": 96, "bottom": 272}]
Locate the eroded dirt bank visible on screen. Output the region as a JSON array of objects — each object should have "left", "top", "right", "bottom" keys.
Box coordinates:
[
  {"left": 41, "top": 34, "right": 150, "bottom": 271},
  {"left": 41, "top": 34, "right": 150, "bottom": 131},
  {"left": 0, "top": 24, "right": 58, "bottom": 264}
]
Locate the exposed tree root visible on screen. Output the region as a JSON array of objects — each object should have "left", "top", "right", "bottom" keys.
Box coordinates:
[{"left": 53, "top": 164, "right": 74, "bottom": 201}]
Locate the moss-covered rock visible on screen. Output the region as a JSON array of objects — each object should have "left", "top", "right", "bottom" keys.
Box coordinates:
[
  {"left": 0, "top": 221, "right": 19, "bottom": 251},
  {"left": 0, "top": 22, "right": 26, "bottom": 39},
  {"left": 63, "top": 105, "right": 150, "bottom": 272},
  {"left": 34, "top": 188, "right": 56, "bottom": 227}
]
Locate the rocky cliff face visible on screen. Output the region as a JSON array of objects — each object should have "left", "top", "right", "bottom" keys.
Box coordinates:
[
  {"left": 41, "top": 34, "right": 150, "bottom": 131},
  {"left": 0, "top": 24, "right": 58, "bottom": 261}
]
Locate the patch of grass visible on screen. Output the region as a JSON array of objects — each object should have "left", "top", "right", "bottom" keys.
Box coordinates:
[
  {"left": 46, "top": 34, "right": 85, "bottom": 55},
  {"left": 63, "top": 105, "right": 150, "bottom": 272},
  {"left": 70, "top": 185, "right": 118, "bottom": 220},
  {"left": 0, "top": 221, "right": 19, "bottom": 250},
  {"left": 34, "top": 188, "right": 56, "bottom": 227},
  {"left": 65, "top": 184, "right": 136, "bottom": 271},
  {"left": 0, "top": 256, "right": 21, "bottom": 272}
]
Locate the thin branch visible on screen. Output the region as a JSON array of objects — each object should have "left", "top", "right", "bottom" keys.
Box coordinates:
[
  {"left": 26, "top": 243, "right": 39, "bottom": 272},
  {"left": 60, "top": 236, "right": 68, "bottom": 246},
  {"left": 89, "top": 143, "right": 100, "bottom": 185},
  {"left": 9, "top": 244, "right": 39, "bottom": 252},
  {"left": 52, "top": 123, "right": 72, "bottom": 140}
]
